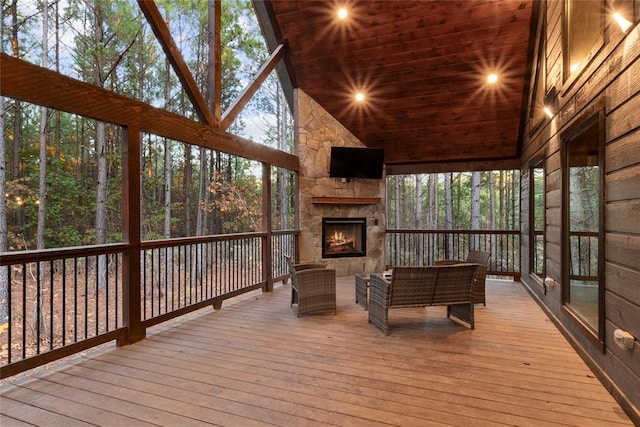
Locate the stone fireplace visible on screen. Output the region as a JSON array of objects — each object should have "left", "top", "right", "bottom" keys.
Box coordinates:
[
  {"left": 322, "top": 217, "right": 366, "bottom": 258},
  {"left": 295, "top": 89, "right": 386, "bottom": 275}
]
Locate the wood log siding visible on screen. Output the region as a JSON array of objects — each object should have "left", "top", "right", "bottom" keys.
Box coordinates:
[{"left": 519, "top": 2, "right": 640, "bottom": 422}]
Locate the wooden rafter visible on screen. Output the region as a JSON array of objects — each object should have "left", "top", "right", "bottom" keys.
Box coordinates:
[
  {"left": 137, "top": 0, "right": 218, "bottom": 126},
  {"left": 208, "top": 0, "right": 222, "bottom": 124},
  {"left": 221, "top": 43, "right": 287, "bottom": 130}
]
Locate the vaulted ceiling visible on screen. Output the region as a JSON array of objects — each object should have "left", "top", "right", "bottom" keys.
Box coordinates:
[{"left": 255, "top": 0, "right": 537, "bottom": 171}]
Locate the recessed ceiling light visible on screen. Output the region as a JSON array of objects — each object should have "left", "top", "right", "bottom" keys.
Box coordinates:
[
  {"left": 355, "top": 92, "right": 365, "bottom": 102},
  {"left": 338, "top": 8, "right": 348, "bottom": 20},
  {"left": 487, "top": 73, "right": 498, "bottom": 84},
  {"left": 613, "top": 12, "right": 632, "bottom": 33}
]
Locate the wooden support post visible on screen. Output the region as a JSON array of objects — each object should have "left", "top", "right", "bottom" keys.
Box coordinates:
[
  {"left": 263, "top": 163, "right": 273, "bottom": 292},
  {"left": 120, "top": 126, "right": 145, "bottom": 345}
]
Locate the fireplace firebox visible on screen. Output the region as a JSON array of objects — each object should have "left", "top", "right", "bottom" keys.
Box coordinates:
[{"left": 322, "top": 217, "right": 367, "bottom": 258}]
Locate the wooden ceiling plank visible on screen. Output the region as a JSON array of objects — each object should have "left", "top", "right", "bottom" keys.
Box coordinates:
[
  {"left": 274, "top": 0, "right": 526, "bottom": 37},
  {"left": 294, "top": 37, "right": 529, "bottom": 78},
  {"left": 290, "top": 22, "right": 530, "bottom": 72},
  {"left": 264, "top": 0, "right": 534, "bottom": 164},
  {"left": 138, "top": 0, "right": 218, "bottom": 127},
  {"left": 278, "top": 2, "right": 530, "bottom": 52},
  {"left": 295, "top": 38, "right": 530, "bottom": 81}
]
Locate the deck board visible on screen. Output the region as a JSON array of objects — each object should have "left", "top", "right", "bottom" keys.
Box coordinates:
[{"left": 0, "top": 278, "right": 634, "bottom": 426}]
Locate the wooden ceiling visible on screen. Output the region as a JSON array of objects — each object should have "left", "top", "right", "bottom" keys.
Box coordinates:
[{"left": 257, "top": 0, "right": 537, "bottom": 170}]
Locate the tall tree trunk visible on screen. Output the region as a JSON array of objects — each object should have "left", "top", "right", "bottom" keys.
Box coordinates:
[
  {"left": 499, "top": 170, "right": 505, "bottom": 229},
  {"left": 35, "top": 0, "right": 50, "bottom": 335},
  {"left": 196, "top": 148, "right": 207, "bottom": 236},
  {"left": 184, "top": 144, "right": 192, "bottom": 235},
  {"left": 488, "top": 171, "right": 496, "bottom": 260},
  {"left": 278, "top": 90, "right": 288, "bottom": 229},
  {"left": 427, "top": 174, "right": 436, "bottom": 229},
  {"left": 54, "top": 0, "right": 61, "bottom": 158},
  {"left": 93, "top": 3, "right": 107, "bottom": 289},
  {"left": 37, "top": 0, "right": 49, "bottom": 251},
  {"left": 0, "top": 18, "right": 8, "bottom": 321},
  {"left": 394, "top": 177, "right": 401, "bottom": 264},
  {"left": 470, "top": 171, "right": 481, "bottom": 250},
  {"left": 444, "top": 173, "right": 453, "bottom": 259},
  {"left": 11, "top": 0, "right": 21, "bottom": 182},
  {"left": 163, "top": 57, "right": 172, "bottom": 239},
  {"left": 95, "top": 121, "right": 107, "bottom": 288},
  {"left": 163, "top": 137, "right": 171, "bottom": 239}
]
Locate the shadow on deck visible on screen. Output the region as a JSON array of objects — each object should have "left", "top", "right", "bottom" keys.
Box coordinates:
[{"left": 0, "top": 277, "right": 633, "bottom": 426}]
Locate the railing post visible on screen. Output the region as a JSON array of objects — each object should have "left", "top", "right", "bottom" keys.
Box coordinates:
[
  {"left": 262, "top": 163, "right": 273, "bottom": 291},
  {"left": 120, "top": 126, "right": 145, "bottom": 345}
]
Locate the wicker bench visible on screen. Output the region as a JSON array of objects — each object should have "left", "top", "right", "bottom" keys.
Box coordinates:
[{"left": 368, "top": 264, "right": 478, "bottom": 335}]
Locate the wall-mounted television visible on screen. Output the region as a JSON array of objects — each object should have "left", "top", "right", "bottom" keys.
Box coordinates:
[{"left": 329, "top": 147, "right": 385, "bottom": 179}]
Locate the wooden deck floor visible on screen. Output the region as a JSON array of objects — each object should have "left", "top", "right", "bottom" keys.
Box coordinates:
[{"left": 1, "top": 278, "right": 634, "bottom": 426}]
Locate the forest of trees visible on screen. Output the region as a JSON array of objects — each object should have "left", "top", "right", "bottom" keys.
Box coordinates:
[
  {"left": 387, "top": 171, "right": 520, "bottom": 231},
  {"left": 1, "top": 0, "right": 295, "bottom": 255}
]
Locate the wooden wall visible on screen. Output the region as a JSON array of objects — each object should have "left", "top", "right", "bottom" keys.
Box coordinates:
[{"left": 519, "top": 1, "right": 640, "bottom": 422}]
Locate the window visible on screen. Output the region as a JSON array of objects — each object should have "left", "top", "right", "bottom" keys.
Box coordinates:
[
  {"left": 529, "top": 6, "right": 547, "bottom": 131},
  {"left": 563, "top": 0, "right": 604, "bottom": 82},
  {"left": 529, "top": 159, "right": 545, "bottom": 281},
  {"left": 562, "top": 113, "right": 604, "bottom": 341}
]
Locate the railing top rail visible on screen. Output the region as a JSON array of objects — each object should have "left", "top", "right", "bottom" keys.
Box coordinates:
[
  {"left": 141, "top": 231, "right": 268, "bottom": 250},
  {"left": 272, "top": 229, "right": 300, "bottom": 236},
  {"left": 386, "top": 229, "right": 519, "bottom": 235},
  {"left": 0, "top": 231, "right": 301, "bottom": 265},
  {"left": 568, "top": 231, "right": 599, "bottom": 237},
  {"left": 0, "top": 243, "right": 129, "bottom": 265}
]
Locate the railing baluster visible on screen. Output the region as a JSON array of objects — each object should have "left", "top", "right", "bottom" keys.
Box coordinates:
[
  {"left": 7, "top": 265, "right": 12, "bottom": 363},
  {"left": 385, "top": 229, "right": 519, "bottom": 278},
  {"left": 2, "top": 232, "right": 295, "bottom": 376},
  {"left": 95, "top": 255, "right": 99, "bottom": 336},
  {"left": 49, "top": 260, "right": 54, "bottom": 350},
  {"left": 22, "top": 264, "right": 26, "bottom": 360}
]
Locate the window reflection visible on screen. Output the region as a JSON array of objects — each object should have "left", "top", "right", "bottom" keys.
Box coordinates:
[
  {"left": 564, "top": 0, "right": 603, "bottom": 80},
  {"left": 530, "top": 162, "right": 545, "bottom": 279},
  {"left": 565, "top": 119, "right": 601, "bottom": 332}
]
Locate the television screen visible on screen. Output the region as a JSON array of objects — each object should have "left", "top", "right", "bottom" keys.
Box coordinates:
[{"left": 329, "top": 147, "right": 385, "bottom": 179}]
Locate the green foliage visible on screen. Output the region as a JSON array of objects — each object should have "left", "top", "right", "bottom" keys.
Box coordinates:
[{"left": 3, "top": 0, "right": 295, "bottom": 251}]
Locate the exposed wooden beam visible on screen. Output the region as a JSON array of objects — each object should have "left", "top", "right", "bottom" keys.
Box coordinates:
[
  {"left": 0, "top": 54, "right": 299, "bottom": 171},
  {"left": 252, "top": 0, "right": 295, "bottom": 111},
  {"left": 137, "top": 0, "right": 218, "bottom": 126},
  {"left": 221, "top": 43, "right": 286, "bottom": 130},
  {"left": 208, "top": 0, "right": 222, "bottom": 124}
]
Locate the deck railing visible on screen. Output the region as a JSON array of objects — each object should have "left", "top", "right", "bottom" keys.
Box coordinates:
[
  {"left": 1, "top": 228, "right": 522, "bottom": 377},
  {"left": 385, "top": 229, "right": 520, "bottom": 279},
  {"left": 0, "top": 230, "right": 299, "bottom": 378}
]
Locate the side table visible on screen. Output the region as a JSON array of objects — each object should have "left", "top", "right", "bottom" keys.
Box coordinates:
[{"left": 355, "top": 274, "right": 370, "bottom": 310}]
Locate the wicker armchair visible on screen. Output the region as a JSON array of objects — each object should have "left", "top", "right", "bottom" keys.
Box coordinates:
[
  {"left": 436, "top": 250, "right": 490, "bottom": 305},
  {"left": 285, "top": 255, "right": 336, "bottom": 317}
]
